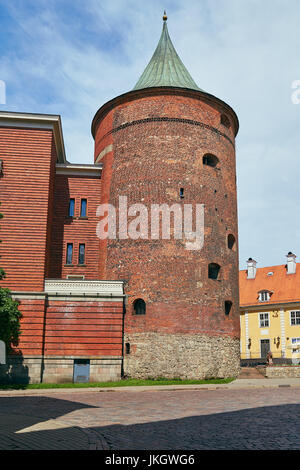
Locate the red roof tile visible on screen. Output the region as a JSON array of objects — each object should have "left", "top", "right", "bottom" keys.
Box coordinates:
[{"left": 239, "top": 263, "right": 300, "bottom": 307}]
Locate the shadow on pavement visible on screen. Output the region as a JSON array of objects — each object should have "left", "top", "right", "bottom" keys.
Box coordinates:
[
  {"left": 0, "top": 395, "right": 299, "bottom": 450},
  {"left": 0, "top": 395, "right": 98, "bottom": 450},
  {"left": 91, "top": 403, "right": 300, "bottom": 450}
]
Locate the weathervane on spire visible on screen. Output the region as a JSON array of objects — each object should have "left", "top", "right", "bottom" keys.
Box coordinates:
[{"left": 163, "top": 10, "right": 167, "bottom": 21}]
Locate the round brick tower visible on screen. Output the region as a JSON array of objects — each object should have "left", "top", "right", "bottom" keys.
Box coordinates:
[{"left": 92, "top": 15, "right": 240, "bottom": 379}]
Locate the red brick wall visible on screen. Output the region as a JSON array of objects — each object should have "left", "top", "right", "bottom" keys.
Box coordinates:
[
  {"left": 49, "top": 174, "right": 101, "bottom": 279},
  {"left": 0, "top": 127, "right": 57, "bottom": 291},
  {"left": 12, "top": 298, "right": 123, "bottom": 357},
  {"left": 93, "top": 89, "right": 240, "bottom": 339},
  {"left": 44, "top": 300, "right": 123, "bottom": 356},
  {"left": 14, "top": 298, "right": 46, "bottom": 356}
]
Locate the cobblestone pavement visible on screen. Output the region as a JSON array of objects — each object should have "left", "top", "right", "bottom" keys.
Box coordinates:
[{"left": 0, "top": 386, "right": 299, "bottom": 450}]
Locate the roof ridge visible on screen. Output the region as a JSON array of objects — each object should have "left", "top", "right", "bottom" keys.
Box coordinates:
[{"left": 240, "top": 262, "right": 300, "bottom": 272}]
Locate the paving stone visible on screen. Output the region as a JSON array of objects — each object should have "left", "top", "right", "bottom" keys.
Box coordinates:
[{"left": 0, "top": 386, "right": 299, "bottom": 450}]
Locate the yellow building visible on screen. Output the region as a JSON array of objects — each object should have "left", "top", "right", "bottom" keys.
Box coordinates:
[{"left": 240, "top": 253, "right": 300, "bottom": 364}]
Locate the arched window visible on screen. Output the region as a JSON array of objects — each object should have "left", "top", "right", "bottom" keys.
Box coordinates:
[
  {"left": 133, "top": 298, "right": 146, "bottom": 315},
  {"left": 220, "top": 114, "right": 230, "bottom": 128},
  {"left": 227, "top": 234, "right": 236, "bottom": 250},
  {"left": 208, "top": 263, "right": 221, "bottom": 280},
  {"left": 225, "top": 301, "right": 233, "bottom": 315},
  {"left": 203, "top": 153, "right": 219, "bottom": 168}
]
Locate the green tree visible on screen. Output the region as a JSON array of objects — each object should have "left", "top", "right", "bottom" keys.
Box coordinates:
[{"left": 0, "top": 203, "right": 22, "bottom": 353}]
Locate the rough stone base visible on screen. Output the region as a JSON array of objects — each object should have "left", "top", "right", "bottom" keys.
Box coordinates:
[
  {"left": 264, "top": 366, "right": 300, "bottom": 378},
  {"left": 124, "top": 332, "right": 240, "bottom": 379},
  {"left": 0, "top": 356, "right": 122, "bottom": 384}
]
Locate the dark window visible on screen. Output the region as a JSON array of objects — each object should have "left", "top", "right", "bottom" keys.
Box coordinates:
[
  {"left": 291, "top": 311, "right": 300, "bottom": 325},
  {"left": 225, "top": 301, "right": 233, "bottom": 315},
  {"left": 180, "top": 188, "right": 184, "bottom": 199},
  {"left": 125, "top": 343, "right": 131, "bottom": 354},
  {"left": 203, "top": 154, "right": 219, "bottom": 168},
  {"left": 66, "top": 243, "right": 73, "bottom": 265},
  {"left": 208, "top": 263, "right": 221, "bottom": 280},
  {"left": 133, "top": 298, "right": 146, "bottom": 315},
  {"left": 221, "top": 114, "right": 230, "bottom": 128},
  {"left": 227, "top": 234, "right": 236, "bottom": 250},
  {"left": 80, "top": 199, "right": 87, "bottom": 217},
  {"left": 68, "top": 198, "right": 75, "bottom": 217},
  {"left": 78, "top": 243, "right": 85, "bottom": 265}
]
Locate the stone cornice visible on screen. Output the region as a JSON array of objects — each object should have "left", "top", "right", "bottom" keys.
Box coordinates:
[
  {"left": 56, "top": 163, "right": 102, "bottom": 177},
  {"left": 44, "top": 279, "right": 124, "bottom": 296},
  {"left": 0, "top": 111, "right": 67, "bottom": 163},
  {"left": 11, "top": 279, "right": 125, "bottom": 301},
  {"left": 240, "top": 301, "right": 300, "bottom": 312}
]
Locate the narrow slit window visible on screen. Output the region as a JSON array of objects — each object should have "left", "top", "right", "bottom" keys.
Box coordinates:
[
  {"left": 80, "top": 199, "right": 87, "bottom": 217},
  {"left": 225, "top": 301, "right": 233, "bottom": 316},
  {"left": 66, "top": 243, "right": 73, "bottom": 265},
  {"left": 78, "top": 243, "right": 85, "bottom": 265},
  {"left": 180, "top": 188, "right": 184, "bottom": 199},
  {"left": 227, "top": 234, "right": 236, "bottom": 250},
  {"left": 208, "top": 263, "right": 221, "bottom": 280},
  {"left": 220, "top": 114, "right": 231, "bottom": 128},
  {"left": 68, "top": 198, "right": 75, "bottom": 217}
]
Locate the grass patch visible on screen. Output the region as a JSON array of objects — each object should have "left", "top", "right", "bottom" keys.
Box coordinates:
[{"left": 0, "top": 377, "right": 235, "bottom": 390}]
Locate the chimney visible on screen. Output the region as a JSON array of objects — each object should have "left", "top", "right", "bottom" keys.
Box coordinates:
[
  {"left": 286, "top": 252, "right": 296, "bottom": 274},
  {"left": 247, "top": 258, "right": 257, "bottom": 279}
]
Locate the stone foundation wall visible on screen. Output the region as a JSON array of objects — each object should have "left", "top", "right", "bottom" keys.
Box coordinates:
[
  {"left": 0, "top": 356, "right": 122, "bottom": 384},
  {"left": 124, "top": 332, "right": 240, "bottom": 379},
  {"left": 264, "top": 366, "right": 300, "bottom": 378}
]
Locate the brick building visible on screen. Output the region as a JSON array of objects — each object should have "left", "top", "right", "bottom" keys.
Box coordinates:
[{"left": 0, "top": 15, "right": 240, "bottom": 383}]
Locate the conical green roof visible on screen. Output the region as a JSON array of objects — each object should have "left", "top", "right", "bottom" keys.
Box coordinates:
[{"left": 133, "top": 15, "right": 203, "bottom": 92}]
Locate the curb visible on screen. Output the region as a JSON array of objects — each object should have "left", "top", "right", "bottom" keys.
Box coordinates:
[{"left": 0, "top": 380, "right": 300, "bottom": 395}]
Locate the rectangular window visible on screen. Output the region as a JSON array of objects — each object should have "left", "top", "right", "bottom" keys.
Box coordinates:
[
  {"left": 80, "top": 199, "right": 87, "bottom": 217},
  {"left": 259, "top": 313, "right": 269, "bottom": 328},
  {"left": 78, "top": 243, "right": 85, "bottom": 265},
  {"left": 66, "top": 243, "right": 73, "bottom": 265},
  {"left": 292, "top": 338, "right": 300, "bottom": 344},
  {"left": 68, "top": 198, "right": 75, "bottom": 217},
  {"left": 291, "top": 311, "right": 300, "bottom": 326}
]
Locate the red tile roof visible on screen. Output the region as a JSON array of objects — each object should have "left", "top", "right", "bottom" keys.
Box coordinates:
[{"left": 239, "top": 263, "right": 300, "bottom": 307}]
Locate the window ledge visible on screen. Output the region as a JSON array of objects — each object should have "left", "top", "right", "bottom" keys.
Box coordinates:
[{"left": 64, "top": 264, "right": 74, "bottom": 267}]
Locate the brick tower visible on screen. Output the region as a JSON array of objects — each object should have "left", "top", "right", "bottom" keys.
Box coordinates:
[{"left": 92, "top": 14, "right": 240, "bottom": 379}]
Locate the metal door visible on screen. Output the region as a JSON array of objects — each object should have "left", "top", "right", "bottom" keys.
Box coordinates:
[
  {"left": 260, "top": 339, "right": 270, "bottom": 359},
  {"left": 73, "top": 359, "right": 90, "bottom": 383}
]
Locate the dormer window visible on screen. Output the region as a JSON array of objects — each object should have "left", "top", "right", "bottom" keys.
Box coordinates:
[{"left": 259, "top": 290, "right": 271, "bottom": 302}]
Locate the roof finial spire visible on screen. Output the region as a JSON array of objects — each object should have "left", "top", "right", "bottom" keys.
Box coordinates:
[{"left": 163, "top": 10, "right": 167, "bottom": 21}]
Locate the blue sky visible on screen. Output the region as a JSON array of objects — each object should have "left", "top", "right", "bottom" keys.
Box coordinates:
[{"left": 1, "top": 0, "right": 300, "bottom": 270}]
